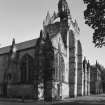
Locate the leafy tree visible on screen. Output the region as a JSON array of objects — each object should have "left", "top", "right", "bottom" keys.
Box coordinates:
[{"left": 83, "top": 0, "right": 105, "bottom": 47}]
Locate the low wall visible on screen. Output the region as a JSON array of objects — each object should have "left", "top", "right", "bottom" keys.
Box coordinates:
[{"left": 7, "top": 84, "right": 34, "bottom": 98}]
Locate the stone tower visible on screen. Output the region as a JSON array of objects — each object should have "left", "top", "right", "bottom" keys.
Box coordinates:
[{"left": 38, "top": 0, "right": 82, "bottom": 100}]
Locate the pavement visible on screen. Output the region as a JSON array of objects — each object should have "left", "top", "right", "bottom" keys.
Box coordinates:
[
  {"left": 57, "top": 94, "right": 105, "bottom": 105},
  {"left": 0, "top": 94, "right": 105, "bottom": 105}
]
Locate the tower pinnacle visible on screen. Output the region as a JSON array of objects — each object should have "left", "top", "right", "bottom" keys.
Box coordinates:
[{"left": 58, "top": 0, "right": 71, "bottom": 21}]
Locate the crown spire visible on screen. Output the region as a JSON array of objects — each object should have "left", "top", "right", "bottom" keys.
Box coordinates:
[{"left": 58, "top": 0, "right": 71, "bottom": 21}]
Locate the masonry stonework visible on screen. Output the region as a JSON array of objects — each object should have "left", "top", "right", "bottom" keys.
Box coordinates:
[{"left": 0, "top": 0, "right": 103, "bottom": 101}]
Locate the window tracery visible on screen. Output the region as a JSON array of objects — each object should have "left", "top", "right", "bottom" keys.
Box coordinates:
[{"left": 20, "top": 54, "right": 34, "bottom": 84}]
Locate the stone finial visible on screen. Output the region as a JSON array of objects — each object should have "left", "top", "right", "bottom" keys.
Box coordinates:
[
  {"left": 83, "top": 57, "right": 86, "bottom": 69},
  {"left": 50, "top": 11, "right": 58, "bottom": 23},
  {"left": 83, "top": 57, "right": 87, "bottom": 65},
  {"left": 87, "top": 60, "right": 90, "bottom": 68},
  {"left": 73, "top": 19, "right": 80, "bottom": 34},
  {"left": 84, "top": 56, "right": 86, "bottom": 61},
  {"left": 43, "top": 11, "right": 58, "bottom": 27},
  {"left": 43, "top": 11, "right": 51, "bottom": 27},
  {"left": 77, "top": 40, "right": 82, "bottom": 55},
  {"left": 39, "top": 29, "right": 47, "bottom": 40},
  {"left": 12, "top": 39, "right": 16, "bottom": 53},
  {"left": 40, "top": 30, "right": 43, "bottom": 39},
  {"left": 53, "top": 11, "right": 57, "bottom": 18},
  {"left": 11, "top": 38, "right": 16, "bottom": 50},
  {"left": 12, "top": 38, "right": 15, "bottom": 45},
  {"left": 46, "top": 11, "right": 51, "bottom": 23},
  {"left": 10, "top": 38, "right": 17, "bottom": 59},
  {"left": 96, "top": 60, "right": 98, "bottom": 66}
]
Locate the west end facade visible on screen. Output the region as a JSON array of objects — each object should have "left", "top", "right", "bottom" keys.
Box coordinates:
[{"left": 0, "top": 0, "right": 103, "bottom": 101}]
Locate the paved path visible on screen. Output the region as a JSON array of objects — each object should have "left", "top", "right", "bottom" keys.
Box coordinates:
[
  {"left": 0, "top": 94, "right": 105, "bottom": 105},
  {"left": 52, "top": 94, "right": 105, "bottom": 105}
]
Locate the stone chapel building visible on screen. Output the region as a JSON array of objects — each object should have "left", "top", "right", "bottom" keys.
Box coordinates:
[
  {"left": 83, "top": 58, "right": 103, "bottom": 96},
  {"left": 0, "top": 0, "right": 91, "bottom": 101}
]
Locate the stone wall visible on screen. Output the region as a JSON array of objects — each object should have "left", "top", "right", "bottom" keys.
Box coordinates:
[
  {"left": 0, "top": 54, "right": 8, "bottom": 96},
  {"left": 0, "top": 54, "right": 8, "bottom": 83},
  {"left": 7, "top": 84, "right": 34, "bottom": 98},
  {"left": 19, "top": 48, "right": 35, "bottom": 59},
  {"left": 69, "top": 30, "right": 76, "bottom": 97},
  {"left": 77, "top": 40, "right": 82, "bottom": 96},
  {"left": 90, "top": 66, "right": 103, "bottom": 94}
]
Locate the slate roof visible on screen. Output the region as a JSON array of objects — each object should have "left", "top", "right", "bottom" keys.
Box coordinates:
[{"left": 0, "top": 38, "right": 38, "bottom": 55}]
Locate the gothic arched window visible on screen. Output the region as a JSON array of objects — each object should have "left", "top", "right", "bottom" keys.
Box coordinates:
[
  {"left": 59, "top": 55, "right": 65, "bottom": 82},
  {"left": 55, "top": 53, "right": 65, "bottom": 82},
  {"left": 20, "top": 54, "right": 34, "bottom": 84}
]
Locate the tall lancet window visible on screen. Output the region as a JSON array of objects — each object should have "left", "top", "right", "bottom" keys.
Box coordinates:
[
  {"left": 55, "top": 40, "right": 65, "bottom": 82},
  {"left": 20, "top": 54, "right": 34, "bottom": 84}
]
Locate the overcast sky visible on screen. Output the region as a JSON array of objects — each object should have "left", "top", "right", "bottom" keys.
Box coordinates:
[{"left": 0, "top": 0, "right": 105, "bottom": 67}]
